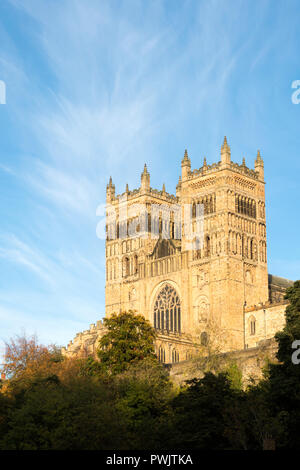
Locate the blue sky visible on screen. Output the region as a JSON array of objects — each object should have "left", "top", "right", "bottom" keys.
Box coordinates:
[{"left": 0, "top": 0, "right": 299, "bottom": 351}]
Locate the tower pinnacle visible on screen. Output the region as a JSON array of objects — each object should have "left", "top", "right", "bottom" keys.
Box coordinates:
[
  {"left": 221, "top": 136, "right": 231, "bottom": 165},
  {"left": 141, "top": 163, "right": 150, "bottom": 192},
  {"left": 181, "top": 149, "right": 191, "bottom": 180},
  {"left": 255, "top": 149, "right": 264, "bottom": 180},
  {"left": 106, "top": 176, "right": 115, "bottom": 201}
]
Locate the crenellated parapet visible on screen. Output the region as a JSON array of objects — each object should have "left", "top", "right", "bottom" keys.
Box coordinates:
[
  {"left": 62, "top": 319, "right": 107, "bottom": 358},
  {"left": 183, "top": 138, "right": 262, "bottom": 183},
  {"left": 230, "top": 161, "right": 258, "bottom": 179},
  {"left": 114, "top": 187, "right": 178, "bottom": 203},
  {"left": 106, "top": 137, "right": 264, "bottom": 209},
  {"left": 190, "top": 161, "right": 221, "bottom": 177},
  {"left": 107, "top": 162, "right": 178, "bottom": 205}
]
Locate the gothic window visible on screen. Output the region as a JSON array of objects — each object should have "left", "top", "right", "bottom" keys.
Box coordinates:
[
  {"left": 134, "top": 254, "right": 138, "bottom": 274},
  {"left": 209, "top": 196, "right": 213, "bottom": 213},
  {"left": 242, "top": 198, "right": 246, "bottom": 214},
  {"left": 250, "top": 316, "right": 256, "bottom": 336},
  {"left": 235, "top": 194, "right": 256, "bottom": 219},
  {"left": 154, "top": 284, "right": 181, "bottom": 333},
  {"left": 250, "top": 239, "right": 253, "bottom": 260},
  {"left": 192, "top": 202, "right": 196, "bottom": 218},
  {"left": 172, "top": 349, "right": 179, "bottom": 363},
  {"left": 122, "top": 257, "right": 130, "bottom": 277},
  {"left": 151, "top": 216, "right": 159, "bottom": 238},
  {"left": 205, "top": 236, "right": 210, "bottom": 257},
  {"left": 200, "top": 331, "right": 208, "bottom": 346},
  {"left": 171, "top": 221, "right": 175, "bottom": 239},
  {"left": 158, "top": 346, "right": 165, "bottom": 363}
]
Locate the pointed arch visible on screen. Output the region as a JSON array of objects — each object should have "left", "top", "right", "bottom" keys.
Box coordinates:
[
  {"left": 153, "top": 283, "right": 181, "bottom": 333},
  {"left": 249, "top": 315, "right": 256, "bottom": 336},
  {"left": 158, "top": 346, "right": 166, "bottom": 363}
]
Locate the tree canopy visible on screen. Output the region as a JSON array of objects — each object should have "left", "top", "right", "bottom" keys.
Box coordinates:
[
  {"left": 1, "top": 288, "right": 300, "bottom": 450},
  {"left": 265, "top": 280, "right": 300, "bottom": 448},
  {"left": 97, "top": 310, "right": 157, "bottom": 375}
]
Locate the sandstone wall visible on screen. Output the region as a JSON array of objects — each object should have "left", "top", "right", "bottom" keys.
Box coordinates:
[{"left": 168, "top": 339, "right": 277, "bottom": 387}]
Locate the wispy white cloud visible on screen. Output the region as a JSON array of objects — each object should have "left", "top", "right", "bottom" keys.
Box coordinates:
[
  {"left": 0, "top": 233, "right": 103, "bottom": 288},
  {"left": 1, "top": 0, "right": 298, "bottom": 350},
  {"left": 26, "top": 160, "right": 98, "bottom": 217},
  {"left": 0, "top": 234, "right": 55, "bottom": 285},
  {"left": 0, "top": 163, "right": 15, "bottom": 175}
]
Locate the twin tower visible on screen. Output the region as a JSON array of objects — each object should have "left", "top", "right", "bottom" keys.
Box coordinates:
[{"left": 105, "top": 138, "right": 268, "bottom": 361}]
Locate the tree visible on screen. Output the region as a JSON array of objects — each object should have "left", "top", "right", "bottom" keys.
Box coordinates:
[
  {"left": 168, "top": 372, "right": 244, "bottom": 450},
  {"left": 114, "top": 357, "right": 175, "bottom": 449},
  {"left": 2, "top": 334, "right": 50, "bottom": 379},
  {"left": 97, "top": 310, "right": 157, "bottom": 375},
  {"left": 0, "top": 374, "right": 127, "bottom": 450},
  {"left": 264, "top": 280, "right": 300, "bottom": 448},
  {"left": 226, "top": 362, "right": 243, "bottom": 390}
]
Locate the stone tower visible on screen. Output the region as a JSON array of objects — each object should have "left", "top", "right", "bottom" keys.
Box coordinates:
[{"left": 105, "top": 138, "right": 268, "bottom": 360}]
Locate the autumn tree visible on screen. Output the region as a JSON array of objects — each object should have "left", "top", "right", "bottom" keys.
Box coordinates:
[{"left": 1, "top": 334, "right": 57, "bottom": 380}]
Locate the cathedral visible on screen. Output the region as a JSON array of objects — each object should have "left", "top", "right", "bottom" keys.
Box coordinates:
[{"left": 63, "top": 138, "right": 293, "bottom": 363}]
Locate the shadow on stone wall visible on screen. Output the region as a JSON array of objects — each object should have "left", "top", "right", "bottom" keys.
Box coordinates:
[{"left": 168, "top": 338, "right": 277, "bottom": 387}]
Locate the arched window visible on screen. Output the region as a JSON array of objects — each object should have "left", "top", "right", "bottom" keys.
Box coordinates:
[
  {"left": 200, "top": 331, "right": 208, "bottom": 346},
  {"left": 249, "top": 316, "right": 256, "bottom": 336},
  {"left": 192, "top": 202, "right": 196, "bottom": 218},
  {"left": 250, "top": 239, "right": 254, "bottom": 260},
  {"left": 205, "top": 236, "right": 210, "bottom": 257},
  {"left": 154, "top": 284, "right": 181, "bottom": 333},
  {"left": 134, "top": 254, "right": 138, "bottom": 274},
  {"left": 186, "top": 351, "right": 192, "bottom": 361},
  {"left": 122, "top": 257, "right": 130, "bottom": 277},
  {"left": 172, "top": 349, "right": 179, "bottom": 363},
  {"left": 158, "top": 346, "right": 165, "bottom": 363}
]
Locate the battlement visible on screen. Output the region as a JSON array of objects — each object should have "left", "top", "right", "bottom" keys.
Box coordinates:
[
  {"left": 114, "top": 186, "right": 178, "bottom": 203},
  {"left": 106, "top": 137, "right": 264, "bottom": 205},
  {"left": 188, "top": 159, "right": 259, "bottom": 181},
  {"left": 62, "top": 319, "right": 106, "bottom": 357},
  {"left": 180, "top": 137, "right": 264, "bottom": 183}
]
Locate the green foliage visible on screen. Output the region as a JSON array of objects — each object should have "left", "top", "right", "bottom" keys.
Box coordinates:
[
  {"left": 114, "top": 358, "right": 175, "bottom": 449},
  {"left": 225, "top": 362, "right": 243, "bottom": 390},
  {"left": 275, "top": 280, "right": 300, "bottom": 364},
  {"left": 79, "top": 356, "right": 105, "bottom": 377},
  {"left": 2, "top": 287, "right": 300, "bottom": 451},
  {"left": 168, "top": 372, "right": 244, "bottom": 450},
  {"left": 265, "top": 280, "right": 300, "bottom": 448},
  {"left": 97, "top": 311, "right": 157, "bottom": 375},
  {"left": 0, "top": 376, "right": 126, "bottom": 450}
]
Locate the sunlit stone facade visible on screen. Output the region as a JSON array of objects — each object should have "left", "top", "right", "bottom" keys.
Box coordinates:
[{"left": 63, "top": 138, "right": 293, "bottom": 364}]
